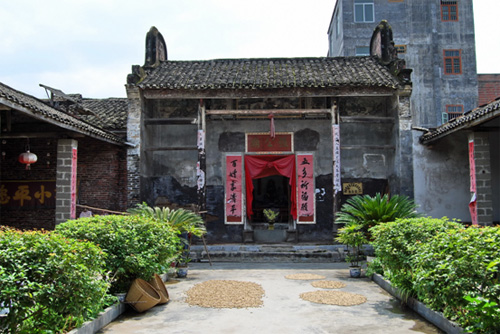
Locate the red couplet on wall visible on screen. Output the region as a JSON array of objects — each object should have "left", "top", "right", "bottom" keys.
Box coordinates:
[
  {"left": 225, "top": 155, "right": 243, "bottom": 223},
  {"left": 70, "top": 148, "right": 77, "bottom": 219},
  {"left": 297, "top": 154, "right": 314, "bottom": 222}
]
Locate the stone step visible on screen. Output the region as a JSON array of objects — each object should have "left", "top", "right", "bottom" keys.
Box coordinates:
[{"left": 190, "top": 244, "right": 348, "bottom": 263}]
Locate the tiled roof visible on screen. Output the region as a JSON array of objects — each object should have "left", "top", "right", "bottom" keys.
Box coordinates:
[
  {"left": 420, "top": 97, "right": 500, "bottom": 144},
  {"left": 79, "top": 98, "right": 128, "bottom": 130},
  {"left": 0, "top": 82, "right": 126, "bottom": 145},
  {"left": 138, "top": 56, "right": 402, "bottom": 91}
]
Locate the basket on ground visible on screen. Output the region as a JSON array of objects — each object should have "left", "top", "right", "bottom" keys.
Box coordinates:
[
  {"left": 125, "top": 278, "right": 161, "bottom": 312},
  {"left": 149, "top": 273, "right": 169, "bottom": 304}
]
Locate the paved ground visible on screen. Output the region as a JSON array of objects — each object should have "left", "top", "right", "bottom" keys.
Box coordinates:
[{"left": 98, "top": 262, "right": 442, "bottom": 334}]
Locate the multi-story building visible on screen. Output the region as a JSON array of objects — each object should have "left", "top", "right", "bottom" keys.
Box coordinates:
[
  {"left": 327, "top": 0, "right": 481, "bottom": 222},
  {"left": 328, "top": 0, "right": 478, "bottom": 127}
]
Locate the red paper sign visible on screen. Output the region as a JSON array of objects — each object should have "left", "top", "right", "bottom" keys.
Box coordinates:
[
  {"left": 225, "top": 155, "right": 243, "bottom": 223},
  {"left": 247, "top": 133, "right": 292, "bottom": 153},
  {"left": 468, "top": 140, "right": 476, "bottom": 193},
  {"left": 297, "top": 154, "right": 314, "bottom": 222},
  {"left": 70, "top": 148, "right": 77, "bottom": 219}
]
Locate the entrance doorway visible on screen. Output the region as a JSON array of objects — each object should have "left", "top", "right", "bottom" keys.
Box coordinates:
[{"left": 251, "top": 175, "right": 291, "bottom": 223}]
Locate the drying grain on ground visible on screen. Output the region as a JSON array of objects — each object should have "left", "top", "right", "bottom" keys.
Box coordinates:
[
  {"left": 186, "top": 280, "right": 265, "bottom": 308},
  {"left": 300, "top": 290, "right": 367, "bottom": 306}
]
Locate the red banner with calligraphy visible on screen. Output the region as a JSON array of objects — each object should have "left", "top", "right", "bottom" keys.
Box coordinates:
[
  {"left": 225, "top": 155, "right": 243, "bottom": 223},
  {"left": 70, "top": 148, "right": 78, "bottom": 219},
  {"left": 0, "top": 180, "right": 56, "bottom": 209},
  {"left": 247, "top": 133, "right": 292, "bottom": 153},
  {"left": 297, "top": 154, "right": 314, "bottom": 223}
]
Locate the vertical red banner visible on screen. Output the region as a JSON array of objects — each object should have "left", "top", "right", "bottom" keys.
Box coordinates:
[
  {"left": 468, "top": 140, "right": 478, "bottom": 225},
  {"left": 297, "top": 154, "right": 314, "bottom": 223},
  {"left": 225, "top": 155, "right": 242, "bottom": 223},
  {"left": 70, "top": 148, "right": 77, "bottom": 219},
  {"left": 333, "top": 125, "right": 341, "bottom": 194}
]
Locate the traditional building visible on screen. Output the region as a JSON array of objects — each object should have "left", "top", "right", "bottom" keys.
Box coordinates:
[
  {"left": 0, "top": 83, "right": 129, "bottom": 229},
  {"left": 125, "top": 25, "right": 412, "bottom": 243}
]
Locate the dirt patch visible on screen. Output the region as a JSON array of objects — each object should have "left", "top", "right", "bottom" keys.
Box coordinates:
[
  {"left": 285, "top": 273, "right": 326, "bottom": 280},
  {"left": 300, "top": 290, "right": 367, "bottom": 306},
  {"left": 311, "top": 280, "right": 347, "bottom": 289},
  {"left": 185, "top": 280, "right": 265, "bottom": 308}
]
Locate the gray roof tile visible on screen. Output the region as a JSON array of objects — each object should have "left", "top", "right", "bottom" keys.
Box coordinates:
[
  {"left": 420, "top": 97, "right": 500, "bottom": 144},
  {"left": 0, "top": 82, "right": 126, "bottom": 145},
  {"left": 138, "top": 57, "right": 401, "bottom": 91}
]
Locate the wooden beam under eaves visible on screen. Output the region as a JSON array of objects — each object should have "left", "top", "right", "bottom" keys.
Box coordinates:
[
  {"left": 0, "top": 132, "right": 85, "bottom": 139},
  {"left": 144, "top": 118, "right": 197, "bottom": 125},
  {"left": 206, "top": 109, "right": 330, "bottom": 115}
]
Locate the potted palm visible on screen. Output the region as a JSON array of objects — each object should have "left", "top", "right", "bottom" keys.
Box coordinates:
[
  {"left": 263, "top": 208, "right": 279, "bottom": 230},
  {"left": 335, "top": 223, "right": 367, "bottom": 278}
]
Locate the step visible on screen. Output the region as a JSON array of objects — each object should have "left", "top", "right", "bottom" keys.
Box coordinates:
[{"left": 190, "top": 244, "right": 348, "bottom": 263}]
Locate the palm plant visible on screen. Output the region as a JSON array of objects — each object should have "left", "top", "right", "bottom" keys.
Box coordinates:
[{"left": 335, "top": 193, "right": 420, "bottom": 232}]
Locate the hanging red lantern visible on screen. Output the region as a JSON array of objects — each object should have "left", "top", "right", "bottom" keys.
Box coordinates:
[{"left": 18, "top": 150, "right": 37, "bottom": 170}]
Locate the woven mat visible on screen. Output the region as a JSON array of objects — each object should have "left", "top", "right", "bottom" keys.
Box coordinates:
[
  {"left": 186, "top": 280, "right": 264, "bottom": 308},
  {"left": 300, "top": 290, "right": 367, "bottom": 306}
]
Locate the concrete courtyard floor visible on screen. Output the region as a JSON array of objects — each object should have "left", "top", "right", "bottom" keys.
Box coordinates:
[{"left": 97, "top": 262, "right": 442, "bottom": 334}]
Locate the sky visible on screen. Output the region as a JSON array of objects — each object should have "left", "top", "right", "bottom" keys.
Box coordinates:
[{"left": 1, "top": 0, "right": 499, "bottom": 99}]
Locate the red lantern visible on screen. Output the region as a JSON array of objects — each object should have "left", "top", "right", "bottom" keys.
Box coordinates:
[{"left": 18, "top": 150, "right": 37, "bottom": 170}]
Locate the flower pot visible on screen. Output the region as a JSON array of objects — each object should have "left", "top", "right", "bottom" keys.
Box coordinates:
[
  {"left": 177, "top": 267, "right": 188, "bottom": 278},
  {"left": 349, "top": 266, "right": 362, "bottom": 278}
]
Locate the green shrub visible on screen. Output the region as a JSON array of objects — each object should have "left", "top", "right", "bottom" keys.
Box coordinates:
[
  {"left": 412, "top": 227, "right": 500, "bottom": 331},
  {"left": 371, "top": 218, "right": 500, "bottom": 333},
  {"left": 0, "top": 227, "right": 112, "bottom": 334},
  {"left": 370, "top": 217, "right": 462, "bottom": 299},
  {"left": 55, "top": 215, "right": 181, "bottom": 292},
  {"left": 334, "top": 223, "right": 367, "bottom": 266}
]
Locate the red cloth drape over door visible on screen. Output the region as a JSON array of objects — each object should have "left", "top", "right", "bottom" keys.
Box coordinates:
[{"left": 244, "top": 155, "right": 297, "bottom": 219}]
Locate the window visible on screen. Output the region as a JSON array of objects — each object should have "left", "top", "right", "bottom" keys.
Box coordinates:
[
  {"left": 354, "top": 0, "right": 374, "bottom": 23},
  {"left": 443, "top": 50, "right": 462, "bottom": 75},
  {"left": 395, "top": 45, "right": 407, "bottom": 54},
  {"left": 355, "top": 46, "right": 370, "bottom": 56},
  {"left": 442, "top": 105, "right": 463, "bottom": 123},
  {"left": 441, "top": 1, "right": 458, "bottom": 21}
]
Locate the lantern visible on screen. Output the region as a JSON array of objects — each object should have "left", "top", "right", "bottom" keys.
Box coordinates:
[{"left": 19, "top": 150, "right": 37, "bottom": 170}]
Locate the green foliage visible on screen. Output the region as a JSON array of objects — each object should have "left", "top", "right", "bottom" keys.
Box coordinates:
[
  {"left": 335, "top": 193, "right": 420, "bottom": 232},
  {"left": 55, "top": 215, "right": 181, "bottom": 293},
  {"left": 370, "top": 218, "right": 500, "bottom": 333},
  {"left": 335, "top": 223, "right": 367, "bottom": 266},
  {"left": 412, "top": 227, "right": 500, "bottom": 329},
  {"left": 370, "top": 217, "right": 462, "bottom": 299},
  {"left": 0, "top": 227, "right": 112, "bottom": 334},
  {"left": 263, "top": 209, "right": 279, "bottom": 223},
  {"left": 128, "top": 202, "right": 206, "bottom": 237}
]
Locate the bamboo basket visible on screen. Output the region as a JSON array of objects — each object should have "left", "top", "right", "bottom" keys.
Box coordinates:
[
  {"left": 149, "top": 273, "right": 169, "bottom": 304},
  {"left": 125, "top": 278, "right": 161, "bottom": 312}
]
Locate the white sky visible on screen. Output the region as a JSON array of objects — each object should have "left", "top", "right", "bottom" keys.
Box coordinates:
[{"left": 1, "top": 0, "right": 498, "bottom": 99}]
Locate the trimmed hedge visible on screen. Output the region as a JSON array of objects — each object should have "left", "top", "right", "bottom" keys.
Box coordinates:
[
  {"left": 370, "top": 218, "right": 500, "bottom": 333},
  {"left": 55, "top": 215, "right": 182, "bottom": 293},
  {"left": 0, "top": 227, "right": 112, "bottom": 334}
]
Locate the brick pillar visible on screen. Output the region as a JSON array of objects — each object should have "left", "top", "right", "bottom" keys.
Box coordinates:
[
  {"left": 55, "top": 139, "right": 78, "bottom": 225},
  {"left": 397, "top": 88, "right": 414, "bottom": 198},
  {"left": 126, "top": 85, "right": 142, "bottom": 207},
  {"left": 468, "top": 132, "right": 493, "bottom": 226}
]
